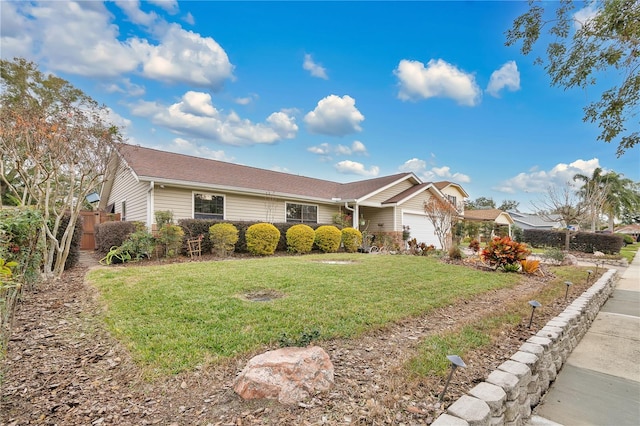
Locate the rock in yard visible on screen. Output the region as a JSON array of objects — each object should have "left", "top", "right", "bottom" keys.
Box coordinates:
[{"left": 233, "top": 346, "right": 334, "bottom": 405}]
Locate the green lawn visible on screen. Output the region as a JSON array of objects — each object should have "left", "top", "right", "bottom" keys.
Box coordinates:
[{"left": 88, "top": 254, "right": 521, "bottom": 375}]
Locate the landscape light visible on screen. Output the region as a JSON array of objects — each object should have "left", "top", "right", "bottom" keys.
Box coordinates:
[
  {"left": 439, "top": 355, "right": 466, "bottom": 402},
  {"left": 564, "top": 281, "right": 573, "bottom": 301},
  {"left": 586, "top": 270, "right": 593, "bottom": 284},
  {"left": 528, "top": 300, "right": 541, "bottom": 328}
]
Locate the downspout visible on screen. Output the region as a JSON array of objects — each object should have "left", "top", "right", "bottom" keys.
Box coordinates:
[
  {"left": 344, "top": 202, "right": 357, "bottom": 229},
  {"left": 147, "top": 181, "right": 154, "bottom": 229}
]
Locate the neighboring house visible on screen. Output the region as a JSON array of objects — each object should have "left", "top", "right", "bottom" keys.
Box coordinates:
[
  {"left": 614, "top": 224, "right": 640, "bottom": 242},
  {"left": 98, "top": 144, "right": 469, "bottom": 249},
  {"left": 463, "top": 209, "right": 515, "bottom": 239},
  {"left": 508, "top": 211, "right": 564, "bottom": 231}
]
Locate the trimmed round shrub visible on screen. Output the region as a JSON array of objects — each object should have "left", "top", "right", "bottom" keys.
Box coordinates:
[
  {"left": 341, "top": 227, "right": 362, "bottom": 253},
  {"left": 286, "top": 224, "right": 315, "bottom": 254},
  {"left": 246, "top": 223, "right": 280, "bottom": 256},
  {"left": 314, "top": 225, "right": 342, "bottom": 253},
  {"left": 209, "top": 223, "right": 239, "bottom": 257}
]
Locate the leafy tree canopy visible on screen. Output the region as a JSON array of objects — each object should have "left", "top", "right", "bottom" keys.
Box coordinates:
[{"left": 506, "top": 0, "right": 639, "bottom": 156}]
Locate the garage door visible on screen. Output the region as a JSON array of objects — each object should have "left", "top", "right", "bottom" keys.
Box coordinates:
[{"left": 402, "top": 213, "right": 440, "bottom": 248}]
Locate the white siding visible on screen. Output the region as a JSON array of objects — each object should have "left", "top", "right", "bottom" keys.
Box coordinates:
[
  {"left": 154, "top": 187, "right": 193, "bottom": 221},
  {"left": 108, "top": 163, "right": 148, "bottom": 223}
]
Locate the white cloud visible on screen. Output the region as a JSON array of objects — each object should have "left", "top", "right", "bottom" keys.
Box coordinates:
[
  {"left": 574, "top": 4, "right": 599, "bottom": 29},
  {"left": 394, "top": 59, "right": 482, "bottom": 106},
  {"left": 303, "top": 54, "right": 328, "bottom": 80},
  {"left": 115, "top": 0, "right": 159, "bottom": 27},
  {"left": 234, "top": 93, "right": 258, "bottom": 105},
  {"left": 103, "top": 78, "right": 146, "bottom": 97},
  {"left": 134, "top": 24, "right": 234, "bottom": 89},
  {"left": 335, "top": 161, "right": 379, "bottom": 177},
  {"left": 0, "top": 1, "right": 234, "bottom": 89},
  {"left": 129, "top": 91, "right": 298, "bottom": 146},
  {"left": 147, "top": 0, "right": 179, "bottom": 14},
  {"left": 160, "top": 138, "right": 231, "bottom": 161},
  {"left": 183, "top": 12, "right": 195, "bottom": 25},
  {"left": 486, "top": 61, "right": 520, "bottom": 98},
  {"left": 399, "top": 157, "right": 470, "bottom": 183},
  {"left": 304, "top": 95, "right": 365, "bottom": 136},
  {"left": 308, "top": 140, "right": 368, "bottom": 158},
  {"left": 307, "top": 143, "right": 332, "bottom": 155},
  {"left": 496, "top": 158, "right": 604, "bottom": 195}
]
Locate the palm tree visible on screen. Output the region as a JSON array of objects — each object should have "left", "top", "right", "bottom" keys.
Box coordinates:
[
  {"left": 573, "top": 168, "right": 608, "bottom": 231},
  {"left": 573, "top": 169, "right": 640, "bottom": 232},
  {"left": 601, "top": 172, "right": 640, "bottom": 232}
]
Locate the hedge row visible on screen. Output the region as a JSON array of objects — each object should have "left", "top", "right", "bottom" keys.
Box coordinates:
[{"left": 522, "top": 229, "right": 624, "bottom": 254}]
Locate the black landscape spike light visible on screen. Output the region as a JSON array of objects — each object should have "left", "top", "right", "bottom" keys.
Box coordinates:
[
  {"left": 564, "top": 281, "right": 573, "bottom": 301},
  {"left": 528, "top": 300, "right": 541, "bottom": 328},
  {"left": 586, "top": 270, "right": 593, "bottom": 285},
  {"left": 439, "top": 355, "right": 466, "bottom": 402}
]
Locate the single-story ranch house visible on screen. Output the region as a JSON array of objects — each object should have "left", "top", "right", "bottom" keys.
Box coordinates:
[{"left": 99, "top": 144, "right": 469, "bottom": 249}]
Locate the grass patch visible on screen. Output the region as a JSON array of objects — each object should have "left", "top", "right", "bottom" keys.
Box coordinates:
[
  {"left": 88, "top": 254, "right": 520, "bottom": 375},
  {"left": 406, "top": 265, "right": 598, "bottom": 377},
  {"left": 620, "top": 243, "right": 639, "bottom": 264}
]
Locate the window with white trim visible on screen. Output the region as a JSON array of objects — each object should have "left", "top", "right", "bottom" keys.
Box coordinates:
[
  {"left": 194, "top": 193, "right": 224, "bottom": 220},
  {"left": 286, "top": 203, "right": 317, "bottom": 223}
]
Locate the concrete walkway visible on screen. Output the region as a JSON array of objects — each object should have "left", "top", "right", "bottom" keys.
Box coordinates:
[{"left": 529, "top": 252, "right": 640, "bottom": 426}]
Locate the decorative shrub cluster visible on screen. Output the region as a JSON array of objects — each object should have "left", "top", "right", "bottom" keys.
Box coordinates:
[
  {"left": 286, "top": 224, "right": 315, "bottom": 254},
  {"left": 209, "top": 223, "right": 239, "bottom": 257},
  {"left": 314, "top": 225, "right": 341, "bottom": 253},
  {"left": 246, "top": 223, "right": 280, "bottom": 255},
  {"left": 520, "top": 259, "right": 541, "bottom": 274},
  {"left": 481, "top": 236, "right": 531, "bottom": 270},
  {"left": 95, "top": 221, "right": 137, "bottom": 254},
  {"left": 341, "top": 227, "right": 363, "bottom": 253},
  {"left": 0, "top": 208, "right": 43, "bottom": 287},
  {"left": 157, "top": 224, "right": 184, "bottom": 258},
  {"left": 468, "top": 239, "right": 480, "bottom": 253}
]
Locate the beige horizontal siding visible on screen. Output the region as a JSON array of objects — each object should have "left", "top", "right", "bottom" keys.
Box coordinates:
[
  {"left": 108, "top": 164, "right": 147, "bottom": 223},
  {"left": 365, "top": 180, "right": 414, "bottom": 204}
]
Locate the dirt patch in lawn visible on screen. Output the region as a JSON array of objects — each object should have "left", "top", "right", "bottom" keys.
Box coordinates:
[
  {"left": 242, "top": 289, "right": 286, "bottom": 302},
  {"left": 1, "top": 253, "right": 609, "bottom": 426}
]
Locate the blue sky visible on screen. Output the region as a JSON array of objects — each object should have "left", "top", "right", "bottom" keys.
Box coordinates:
[{"left": 2, "top": 1, "right": 638, "bottom": 212}]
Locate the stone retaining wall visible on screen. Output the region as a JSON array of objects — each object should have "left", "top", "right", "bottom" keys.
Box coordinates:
[{"left": 432, "top": 269, "right": 619, "bottom": 426}]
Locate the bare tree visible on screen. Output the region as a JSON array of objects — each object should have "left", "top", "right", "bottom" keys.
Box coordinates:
[
  {"left": 0, "top": 58, "right": 123, "bottom": 278},
  {"left": 424, "top": 195, "right": 459, "bottom": 251},
  {"left": 531, "top": 182, "right": 607, "bottom": 250}
]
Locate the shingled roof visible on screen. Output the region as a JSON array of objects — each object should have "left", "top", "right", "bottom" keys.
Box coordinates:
[
  {"left": 116, "top": 144, "right": 415, "bottom": 201},
  {"left": 464, "top": 209, "right": 508, "bottom": 221}
]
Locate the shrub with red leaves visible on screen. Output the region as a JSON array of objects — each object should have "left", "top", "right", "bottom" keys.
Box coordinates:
[{"left": 481, "top": 236, "right": 531, "bottom": 270}]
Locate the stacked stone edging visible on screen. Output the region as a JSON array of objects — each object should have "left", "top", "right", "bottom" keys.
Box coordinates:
[{"left": 432, "top": 269, "right": 619, "bottom": 426}]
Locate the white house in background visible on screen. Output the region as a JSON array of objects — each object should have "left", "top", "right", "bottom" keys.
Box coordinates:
[
  {"left": 508, "top": 211, "right": 564, "bottom": 231},
  {"left": 98, "top": 144, "right": 469, "bottom": 249}
]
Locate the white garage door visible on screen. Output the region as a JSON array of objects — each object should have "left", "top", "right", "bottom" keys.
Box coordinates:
[{"left": 403, "top": 213, "right": 441, "bottom": 248}]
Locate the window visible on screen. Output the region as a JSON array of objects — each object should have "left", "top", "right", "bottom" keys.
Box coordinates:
[
  {"left": 121, "top": 201, "right": 126, "bottom": 221},
  {"left": 446, "top": 195, "right": 457, "bottom": 206},
  {"left": 286, "top": 203, "right": 317, "bottom": 223},
  {"left": 194, "top": 193, "right": 224, "bottom": 220}
]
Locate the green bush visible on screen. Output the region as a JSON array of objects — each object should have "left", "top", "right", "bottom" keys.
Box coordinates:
[
  {"left": 95, "top": 221, "right": 136, "bottom": 254},
  {"left": 448, "top": 244, "right": 463, "bottom": 260},
  {"left": 246, "top": 223, "right": 280, "bottom": 256},
  {"left": 286, "top": 224, "right": 315, "bottom": 254},
  {"left": 209, "top": 223, "right": 239, "bottom": 257},
  {"left": 121, "top": 230, "right": 156, "bottom": 260},
  {"left": 155, "top": 210, "right": 174, "bottom": 228},
  {"left": 341, "top": 227, "right": 363, "bottom": 253},
  {"left": 617, "top": 233, "right": 635, "bottom": 245},
  {"left": 157, "top": 224, "right": 184, "bottom": 258},
  {"left": 481, "top": 236, "right": 530, "bottom": 270},
  {"left": 0, "top": 208, "right": 43, "bottom": 287},
  {"left": 314, "top": 225, "right": 342, "bottom": 253},
  {"left": 543, "top": 247, "right": 565, "bottom": 264}
]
